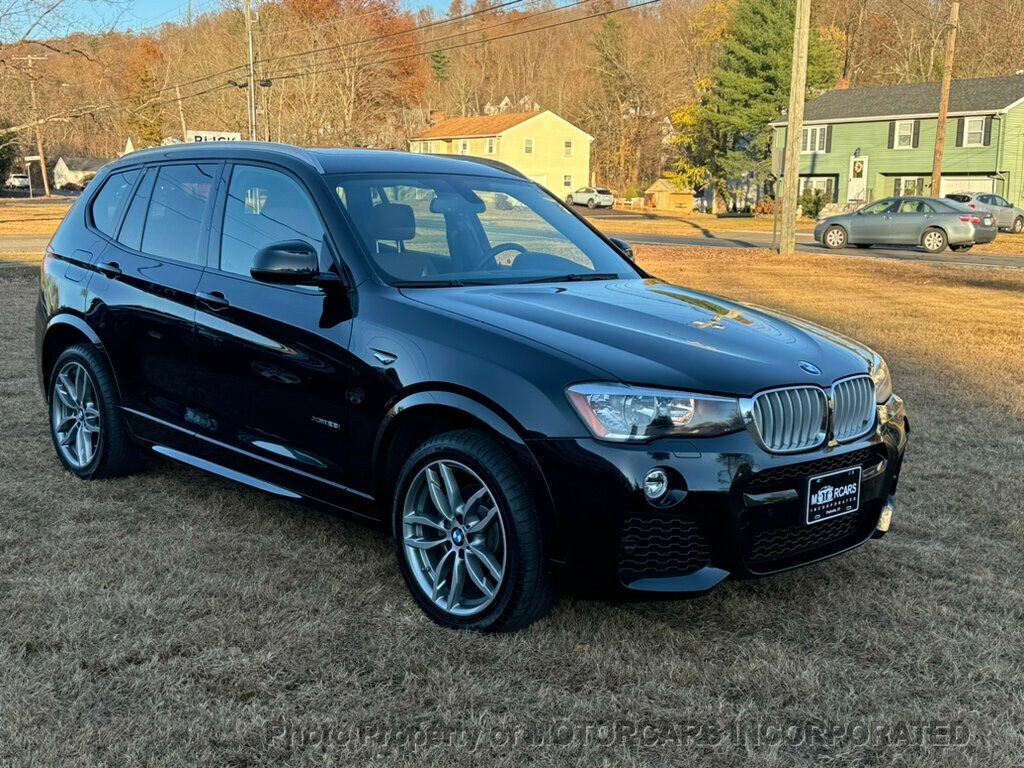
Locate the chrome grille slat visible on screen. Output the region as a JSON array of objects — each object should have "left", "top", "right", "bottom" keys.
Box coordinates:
[
  {"left": 833, "top": 376, "right": 875, "bottom": 443},
  {"left": 750, "top": 376, "right": 876, "bottom": 454},
  {"left": 750, "top": 386, "right": 827, "bottom": 453}
]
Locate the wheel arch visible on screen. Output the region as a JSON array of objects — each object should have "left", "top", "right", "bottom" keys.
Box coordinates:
[
  {"left": 40, "top": 314, "right": 117, "bottom": 398},
  {"left": 372, "top": 390, "right": 558, "bottom": 553}
]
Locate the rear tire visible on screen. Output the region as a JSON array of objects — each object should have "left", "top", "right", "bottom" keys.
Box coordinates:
[
  {"left": 392, "top": 430, "right": 554, "bottom": 632},
  {"left": 823, "top": 225, "right": 847, "bottom": 249},
  {"left": 48, "top": 344, "right": 142, "bottom": 480},
  {"left": 921, "top": 227, "right": 947, "bottom": 253},
  {"left": 587, "top": 198, "right": 597, "bottom": 209}
]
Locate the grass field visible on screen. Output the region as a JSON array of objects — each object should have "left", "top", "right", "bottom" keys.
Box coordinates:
[{"left": 1, "top": 247, "right": 1021, "bottom": 766}]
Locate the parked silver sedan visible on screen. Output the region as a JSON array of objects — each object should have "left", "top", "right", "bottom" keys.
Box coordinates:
[
  {"left": 944, "top": 192, "right": 1024, "bottom": 233},
  {"left": 814, "top": 196, "right": 997, "bottom": 253}
]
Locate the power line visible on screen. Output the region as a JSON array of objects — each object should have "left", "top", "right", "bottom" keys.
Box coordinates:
[
  {"left": 263, "top": 0, "right": 600, "bottom": 76},
  {"left": 269, "top": 0, "right": 660, "bottom": 85},
  {"left": 2, "top": 0, "right": 523, "bottom": 133}
]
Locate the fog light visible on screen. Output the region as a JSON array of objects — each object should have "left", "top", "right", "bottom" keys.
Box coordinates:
[
  {"left": 643, "top": 468, "right": 669, "bottom": 500},
  {"left": 877, "top": 502, "right": 894, "bottom": 533}
]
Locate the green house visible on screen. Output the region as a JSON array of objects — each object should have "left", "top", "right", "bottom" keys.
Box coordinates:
[{"left": 771, "top": 75, "right": 1024, "bottom": 206}]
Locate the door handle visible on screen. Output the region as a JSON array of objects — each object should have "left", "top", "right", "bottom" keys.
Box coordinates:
[
  {"left": 97, "top": 261, "right": 122, "bottom": 278},
  {"left": 196, "top": 290, "right": 230, "bottom": 310}
]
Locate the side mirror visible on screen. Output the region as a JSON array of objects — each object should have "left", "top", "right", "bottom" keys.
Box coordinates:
[
  {"left": 251, "top": 241, "right": 321, "bottom": 285},
  {"left": 609, "top": 236, "right": 634, "bottom": 261}
]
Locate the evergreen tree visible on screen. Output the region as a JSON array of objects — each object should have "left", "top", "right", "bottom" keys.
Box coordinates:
[
  {"left": 675, "top": 0, "right": 838, "bottom": 205},
  {"left": 429, "top": 48, "right": 451, "bottom": 83}
]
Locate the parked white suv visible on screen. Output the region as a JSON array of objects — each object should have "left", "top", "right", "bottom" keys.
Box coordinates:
[
  {"left": 945, "top": 192, "right": 1024, "bottom": 233},
  {"left": 566, "top": 186, "right": 614, "bottom": 209},
  {"left": 4, "top": 173, "right": 30, "bottom": 189}
]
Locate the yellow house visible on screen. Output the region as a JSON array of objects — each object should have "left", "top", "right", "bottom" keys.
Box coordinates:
[{"left": 409, "top": 111, "right": 593, "bottom": 194}]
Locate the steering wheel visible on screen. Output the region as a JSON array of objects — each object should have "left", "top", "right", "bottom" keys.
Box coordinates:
[{"left": 479, "top": 242, "right": 528, "bottom": 269}]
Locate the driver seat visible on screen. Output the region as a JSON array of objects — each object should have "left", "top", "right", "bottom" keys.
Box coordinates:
[{"left": 366, "top": 203, "right": 438, "bottom": 280}]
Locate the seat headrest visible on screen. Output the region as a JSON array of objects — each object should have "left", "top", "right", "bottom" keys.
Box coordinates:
[{"left": 368, "top": 203, "right": 415, "bottom": 242}]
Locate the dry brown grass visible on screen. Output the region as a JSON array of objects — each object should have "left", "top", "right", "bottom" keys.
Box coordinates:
[
  {"left": 598, "top": 210, "right": 815, "bottom": 236},
  {"left": 0, "top": 202, "right": 72, "bottom": 236},
  {"left": 1, "top": 249, "right": 1022, "bottom": 766}
]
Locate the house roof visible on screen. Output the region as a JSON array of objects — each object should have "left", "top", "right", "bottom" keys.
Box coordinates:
[
  {"left": 771, "top": 75, "right": 1024, "bottom": 125},
  {"left": 645, "top": 178, "right": 692, "bottom": 194},
  {"left": 412, "top": 112, "right": 541, "bottom": 140},
  {"left": 57, "top": 156, "right": 107, "bottom": 172}
]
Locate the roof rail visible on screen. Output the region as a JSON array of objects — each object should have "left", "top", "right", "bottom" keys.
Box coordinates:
[{"left": 120, "top": 141, "right": 325, "bottom": 172}]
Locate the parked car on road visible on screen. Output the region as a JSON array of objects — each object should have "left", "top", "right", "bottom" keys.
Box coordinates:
[
  {"left": 566, "top": 186, "right": 614, "bottom": 208},
  {"left": 5, "top": 173, "right": 30, "bottom": 189},
  {"left": 815, "top": 196, "right": 996, "bottom": 253},
  {"left": 944, "top": 191, "right": 1024, "bottom": 233},
  {"left": 36, "top": 143, "right": 908, "bottom": 632}
]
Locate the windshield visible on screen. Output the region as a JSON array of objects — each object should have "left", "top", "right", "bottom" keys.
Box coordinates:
[{"left": 330, "top": 173, "right": 639, "bottom": 286}]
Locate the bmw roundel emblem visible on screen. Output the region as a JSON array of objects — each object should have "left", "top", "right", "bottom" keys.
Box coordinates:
[{"left": 798, "top": 360, "right": 822, "bottom": 376}]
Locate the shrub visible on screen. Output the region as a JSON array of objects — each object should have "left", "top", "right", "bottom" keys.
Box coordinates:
[
  {"left": 798, "top": 189, "right": 830, "bottom": 219},
  {"left": 755, "top": 197, "right": 775, "bottom": 216}
]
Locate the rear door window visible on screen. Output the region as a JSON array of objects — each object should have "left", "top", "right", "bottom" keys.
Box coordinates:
[
  {"left": 141, "top": 164, "right": 218, "bottom": 265},
  {"left": 90, "top": 169, "right": 140, "bottom": 236}
]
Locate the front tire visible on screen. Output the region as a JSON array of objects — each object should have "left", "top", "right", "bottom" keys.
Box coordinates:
[
  {"left": 1013, "top": 217, "right": 1023, "bottom": 234},
  {"left": 823, "top": 225, "right": 847, "bottom": 249},
  {"left": 392, "top": 430, "right": 554, "bottom": 632},
  {"left": 48, "top": 344, "right": 141, "bottom": 479},
  {"left": 921, "top": 227, "right": 947, "bottom": 253},
  {"left": 565, "top": 195, "right": 574, "bottom": 206}
]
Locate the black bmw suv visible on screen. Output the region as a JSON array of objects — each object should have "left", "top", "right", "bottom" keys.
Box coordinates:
[{"left": 36, "top": 143, "right": 908, "bottom": 631}]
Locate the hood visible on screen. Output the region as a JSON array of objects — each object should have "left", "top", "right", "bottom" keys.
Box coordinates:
[{"left": 401, "top": 279, "right": 875, "bottom": 395}]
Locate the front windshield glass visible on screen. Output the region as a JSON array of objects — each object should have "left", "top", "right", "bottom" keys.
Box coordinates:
[{"left": 330, "top": 173, "right": 639, "bottom": 285}]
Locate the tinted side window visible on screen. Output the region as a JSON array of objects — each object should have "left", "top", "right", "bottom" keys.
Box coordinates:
[
  {"left": 220, "top": 165, "right": 325, "bottom": 276},
  {"left": 90, "top": 169, "right": 139, "bottom": 236},
  {"left": 141, "top": 164, "right": 218, "bottom": 264},
  {"left": 117, "top": 168, "right": 156, "bottom": 251}
]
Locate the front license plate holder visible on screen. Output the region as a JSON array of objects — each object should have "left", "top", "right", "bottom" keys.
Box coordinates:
[{"left": 806, "top": 466, "right": 861, "bottom": 524}]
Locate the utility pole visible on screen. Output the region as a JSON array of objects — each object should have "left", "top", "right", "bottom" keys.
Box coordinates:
[
  {"left": 175, "top": 85, "right": 188, "bottom": 140},
  {"left": 778, "top": 0, "right": 812, "bottom": 255},
  {"left": 931, "top": 0, "right": 960, "bottom": 195},
  {"left": 244, "top": 0, "right": 258, "bottom": 141},
  {"left": 13, "top": 55, "right": 51, "bottom": 197}
]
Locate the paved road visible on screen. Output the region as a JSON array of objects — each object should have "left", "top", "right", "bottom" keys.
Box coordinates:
[
  {"left": 604, "top": 229, "right": 1024, "bottom": 269},
  {"left": 3, "top": 229, "right": 1022, "bottom": 270}
]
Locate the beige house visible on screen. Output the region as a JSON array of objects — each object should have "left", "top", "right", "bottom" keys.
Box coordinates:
[{"left": 409, "top": 111, "right": 593, "bottom": 194}]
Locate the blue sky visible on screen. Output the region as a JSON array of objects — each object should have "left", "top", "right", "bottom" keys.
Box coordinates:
[{"left": 71, "top": 0, "right": 446, "bottom": 33}]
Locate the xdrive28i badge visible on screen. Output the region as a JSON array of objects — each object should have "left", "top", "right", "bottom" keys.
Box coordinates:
[{"left": 798, "top": 360, "right": 821, "bottom": 375}]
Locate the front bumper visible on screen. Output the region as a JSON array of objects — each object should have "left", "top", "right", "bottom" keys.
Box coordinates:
[{"left": 530, "top": 395, "right": 909, "bottom": 596}]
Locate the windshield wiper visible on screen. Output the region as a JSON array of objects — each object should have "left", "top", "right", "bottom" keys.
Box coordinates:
[
  {"left": 393, "top": 279, "right": 497, "bottom": 288},
  {"left": 517, "top": 272, "right": 621, "bottom": 284}
]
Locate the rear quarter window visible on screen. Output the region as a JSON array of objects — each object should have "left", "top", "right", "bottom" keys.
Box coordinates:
[{"left": 89, "top": 169, "right": 140, "bottom": 236}]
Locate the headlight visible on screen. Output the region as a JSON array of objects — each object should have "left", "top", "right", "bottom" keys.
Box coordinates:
[
  {"left": 566, "top": 383, "right": 743, "bottom": 442},
  {"left": 870, "top": 357, "right": 893, "bottom": 404}
]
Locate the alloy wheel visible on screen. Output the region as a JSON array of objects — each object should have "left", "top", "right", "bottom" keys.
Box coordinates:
[
  {"left": 922, "top": 230, "right": 945, "bottom": 252},
  {"left": 401, "top": 459, "right": 507, "bottom": 618},
  {"left": 825, "top": 227, "right": 846, "bottom": 248},
  {"left": 51, "top": 361, "right": 100, "bottom": 469}
]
